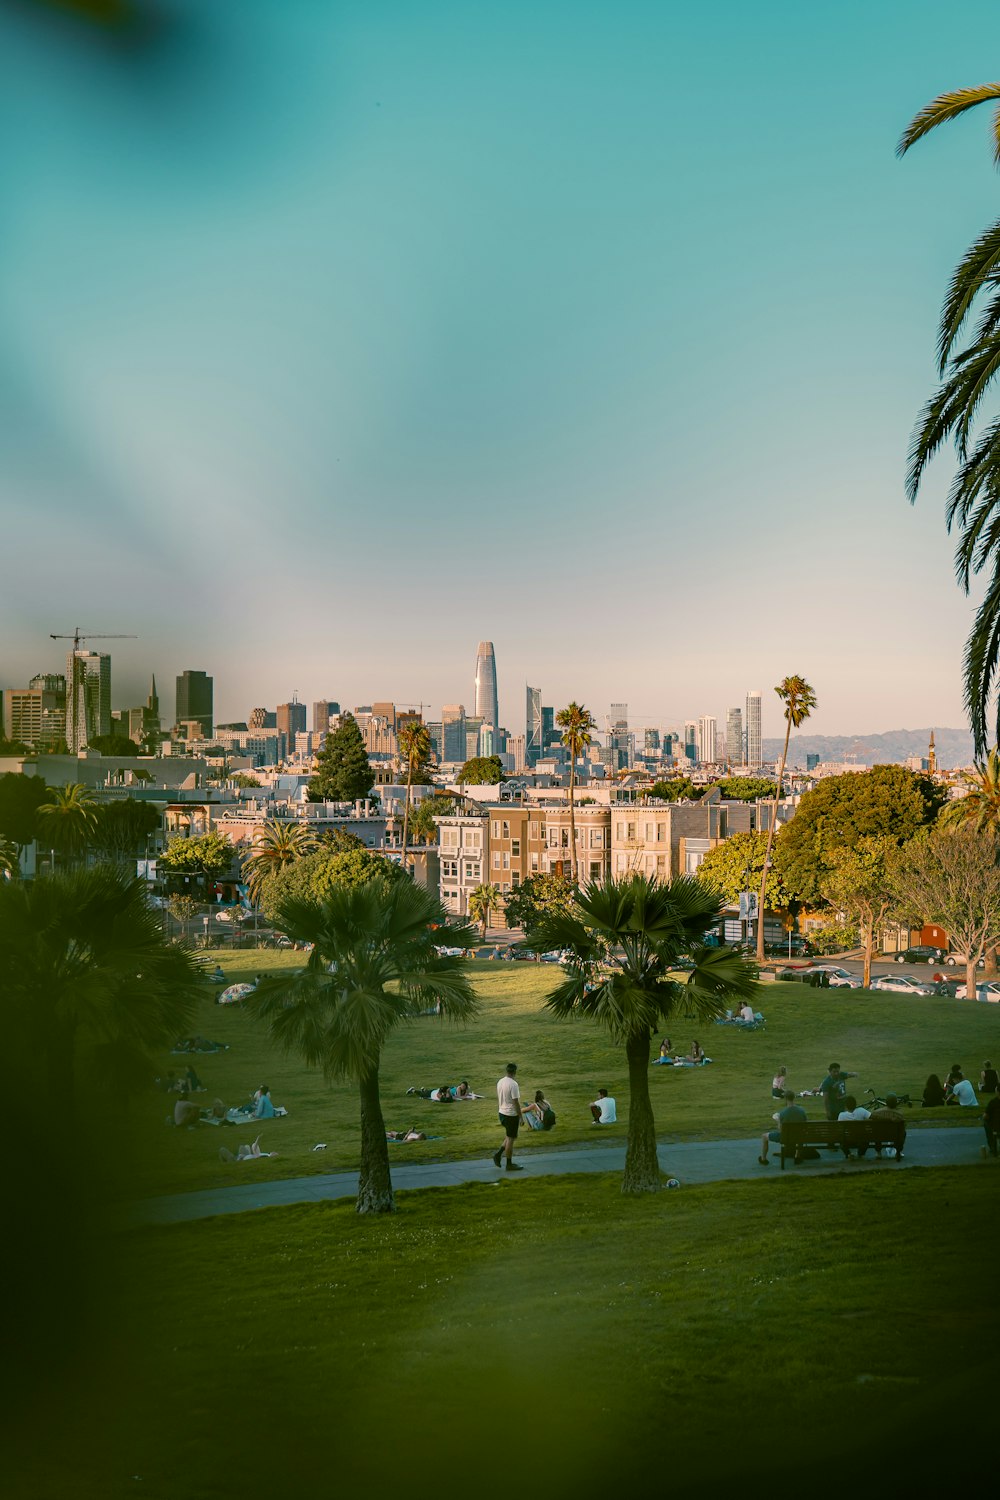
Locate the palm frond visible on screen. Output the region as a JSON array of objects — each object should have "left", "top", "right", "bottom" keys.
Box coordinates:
[
  {"left": 964, "top": 564, "right": 1000, "bottom": 755},
  {"left": 898, "top": 83, "right": 1000, "bottom": 159},
  {"left": 935, "top": 216, "right": 1000, "bottom": 371}
]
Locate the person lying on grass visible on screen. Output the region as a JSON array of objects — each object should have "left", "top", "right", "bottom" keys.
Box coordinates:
[
  {"left": 219, "top": 1137, "right": 277, "bottom": 1163},
  {"left": 405, "top": 1082, "right": 481, "bottom": 1100},
  {"left": 385, "top": 1127, "right": 426, "bottom": 1141}
]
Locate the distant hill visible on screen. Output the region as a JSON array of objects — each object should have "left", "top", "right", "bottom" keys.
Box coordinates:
[{"left": 763, "top": 727, "right": 974, "bottom": 770}]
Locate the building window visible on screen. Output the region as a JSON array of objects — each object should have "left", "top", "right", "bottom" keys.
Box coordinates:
[
  {"left": 657, "top": 822, "right": 666, "bottom": 842},
  {"left": 616, "top": 822, "right": 625, "bottom": 840},
  {"left": 590, "top": 829, "right": 603, "bottom": 848},
  {"left": 560, "top": 828, "right": 570, "bottom": 848},
  {"left": 511, "top": 870, "right": 520, "bottom": 887},
  {"left": 590, "top": 862, "right": 602, "bottom": 881},
  {"left": 465, "top": 862, "right": 481, "bottom": 880},
  {"left": 442, "top": 829, "right": 458, "bottom": 848},
  {"left": 466, "top": 830, "right": 481, "bottom": 848},
  {"left": 656, "top": 855, "right": 667, "bottom": 876},
  {"left": 492, "top": 852, "right": 501, "bottom": 870},
  {"left": 511, "top": 838, "right": 520, "bottom": 857},
  {"left": 529, "top": 821, "right": 540, "bottom": 840},
  {"left": 616, "top": 854, "right": 627, "bottom": 872},
  {"left": 530, "top": 852, "right": 539, "bottom": 871},
  {"left": 492, "top": 820, "right": 500, "bottom": 839},
  {"left": 501, "top": 820, "right": 510, "bottom": 839},
  {"left": 442, "top": 860, "right": 459, "bottom": 879},
  {"left": 627, "top": 821, "right": 636, "bottom": 841},
  {"left": 502, "top": 852, "right": 510, "bottom": 870}
]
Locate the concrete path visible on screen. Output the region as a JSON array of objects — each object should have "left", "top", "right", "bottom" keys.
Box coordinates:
[{"left": 126, "top": 1126, "right": 987, "bottom": 1228}]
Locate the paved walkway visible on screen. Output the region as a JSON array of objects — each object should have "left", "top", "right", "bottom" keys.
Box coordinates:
[{"left": 126, "top": 1126, "right": 987, "bottom": 1228}]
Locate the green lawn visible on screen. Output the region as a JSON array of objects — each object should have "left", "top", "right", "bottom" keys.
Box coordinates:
[
  {"left": 12, "top": 1166, "right": 1000, "bottom": 1498},
  {"left": 128, "top": 955, "right": 1000, "bottom": 1198}
]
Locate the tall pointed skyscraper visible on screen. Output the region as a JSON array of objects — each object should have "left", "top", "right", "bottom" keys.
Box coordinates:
[{"left": 475, "top": 641, "right": 499, "bottom": 733}]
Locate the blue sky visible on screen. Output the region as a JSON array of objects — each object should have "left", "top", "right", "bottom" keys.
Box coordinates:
[{"left": 2, "top": 0, "right": 999, "bottom": 741}]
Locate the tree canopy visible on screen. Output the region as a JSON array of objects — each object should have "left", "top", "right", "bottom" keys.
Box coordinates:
[
  {"left": 891, "top": 825, "right": 1000, "bottom": 994},
  {"left": 308, "top": 714, "right": 375, "bottom": 803},
  {"left": 158, "top": 831, "right": 235, "bottom": 885},
  {"left": 648, "top": 777, "right": 703, "bottom": 802},
  {"left": 0, "top": 773, "right": 51, "bottom": 851},
  {"left": 87, "top": 734, "right": 140, "bottom": 755},
  {"left": 501, "top": 872, "right": 577, "bottom": 936},
  {"left": 459, "top": 755, "right": 505, "bottom": 785},
  {"left": 696, "top": 831, "right": 786, "bottom": 908},
  {"left": 712, "top": 777, "right": 776, "bottom": 802},
  {"left": 89, "top": 799, "right": 161, "bottom": 864},
  {"left": 259, "top": 845, "right": 404, "bottom": 924},
  {"left": 776, "top": 765, "right": 947, "bottom": 906},
  {"left": 407, "top": 797, "right": 457, "bottom": 844}
]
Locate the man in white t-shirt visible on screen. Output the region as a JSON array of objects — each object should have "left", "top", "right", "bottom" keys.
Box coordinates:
[
  {"left": 947, "top": 1074, "right": 978, "bottom": 1107},
  {"left": 590, "top": 1088, "right": 617, "bottom": 1125},
  {"left": 493, "top": 1063, "right": 524, "bottom": 1171}
]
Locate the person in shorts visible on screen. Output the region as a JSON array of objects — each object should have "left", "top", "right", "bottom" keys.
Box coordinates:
[
  {"left": 758, "top": 1090, "right": 807, "bottom": 1165},
  {"left": 493, "top": 1063, "right": 523, "bottom": 1171}
]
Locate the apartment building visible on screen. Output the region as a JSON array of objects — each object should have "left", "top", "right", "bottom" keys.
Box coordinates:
[
  {"left": 438, "top": 812, "right": 488, "bottom": 918},
  {"left": 540, "top": 805, "right": 611, "bottom": 885}
]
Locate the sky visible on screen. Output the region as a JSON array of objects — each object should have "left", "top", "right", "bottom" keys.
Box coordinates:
[{"left": 2, "top": 0, "right": 1000, "bottom": 742}]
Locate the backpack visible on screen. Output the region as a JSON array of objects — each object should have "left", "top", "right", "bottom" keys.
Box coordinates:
[{"left": 541, "top": 1107, "right": 556, "bottom": 1131}]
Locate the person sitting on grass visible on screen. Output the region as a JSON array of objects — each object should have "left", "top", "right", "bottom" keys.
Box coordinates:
[
  {"left": 185, "top": 1065, "right": 205, "bottom": 1093},
  {"left": 922, "top": 1073, "right": 946, "bottom": 1108},
  {"left": 979, "top": 1061, "right": 998, "bottom": 1096},
  {"left": 946, "top": 1072, "right": 978, "bottom": 1107},
  {"left": 758, "top": 1090, "right": 806, "bottom": 1165},
  {"left": 689, "top": 1040, "right": 705, "bottom": 1064},
  {"left": 522, "top": 1091, "right": 556, "bottom": 1131},
  {"left": 590, "top": 1088, "right": 617, "bottom": 1125},
  {"left": 772, "top": 1067, "right": 788, "bottom": 1099}
]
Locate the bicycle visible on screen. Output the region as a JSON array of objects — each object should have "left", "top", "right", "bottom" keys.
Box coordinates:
[{"left": 864, "top": 1087, "right": 914, "bottom": 1110}]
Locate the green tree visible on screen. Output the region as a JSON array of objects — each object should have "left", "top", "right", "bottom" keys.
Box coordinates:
[
  {"left": 713, "top": 777, "right": 777, "bottom": 801},
  {"left": 776, "top": 764, "right": 946, "bottom": 907},
  {"left": 755, "top": 676, "right": 816, "bottom": 963},
  {"left": 241, "top": 819, "right": 319, "bottom": 907},
  {"left": 556, "top": 701, "right": 596, "bottom": 883},
  {"left": 890, "top": 825, "right": 1000, "bottom": 998},
  {"left": 501, "top": 872, "right": 576, "bottom": 936},
  {"left": 696, "top": 831, "right": 786, "bottom": 909},
  {"left": 458, "top": 755, "right": 505, "bottom": 785},
  {"left": 820, "top": 836, "right": 899, "bottom": 989},
  {"left": 535, "top": 875, "right": 758, "bottom": 1194},
  {"left": 37, "top": 782, "right": 98, "bottom": 866},
  {"left": 468, "top": 882, "right": 501, "bottom": 939},
  {"left": 89, "top": 799, "right": 161, "bottom": 866},
  {"left": 899, "top": 84, "right": 1000, "bottom": 753},
  {"left": 158, "top": 831, "right": 235, "bottom": 892},
  {"left": 648, "top": 777, "right": 703, "bottom": 802},
  {"left": 87, "top": 733, "right": 139, "bottom": 755},
  {"left": 398, "top": 721, "right": 432, "bottom": 873},
  {"left": 252, "top": 878, "right": 477, "bottom": 1213},
  {"left": 230, "top": 773, "right": 262, "bottom": 789},
  {"left": 308, "top": 714, "right": 375, "bottom": 803},
  {"left": 316, "top": 827, "right": 367, "bottom": 854},
  {"left": 0, "top": 866, "right": 203, "bottom": 1106},
  {"left": 942, "top": 748, "right": 1000, "bottom": 832},
  {"left": 0, "top": 773, "right": 50, "bottom": 856},
  {"left": 259, "top": 845, "right": 405, "bottom": 924},
  {"left": 0, "top": 738, "right": 31, "bottom": 757}
]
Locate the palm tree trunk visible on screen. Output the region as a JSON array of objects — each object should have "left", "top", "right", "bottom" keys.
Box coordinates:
[
  {"left": 755, "top": 720, "right": 792, "bottom": 963},
  {"left": 568, "top": 758, "right": 577, "bottom": 884},
  {"left": 357, "top": 1067, "right": 394, "bottom": 1214},
  {"left": 400, "top": 759, "right": 414, "bottom": 877},
  {"left": 621, "top": 1030, "right": 661, "bottom": 1195}
]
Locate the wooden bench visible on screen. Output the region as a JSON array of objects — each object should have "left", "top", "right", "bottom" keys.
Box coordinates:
[{"left": 778, "top": 1118, "right": 906, "bottom": 1170}]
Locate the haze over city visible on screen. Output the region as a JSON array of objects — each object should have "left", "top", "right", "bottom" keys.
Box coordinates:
[{"left": 3, "top": 2, "right": 998, "bottom": 736}]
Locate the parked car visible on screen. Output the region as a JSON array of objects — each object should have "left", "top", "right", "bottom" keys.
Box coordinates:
[
  {"left": 958, "top": 979, "right": 1000, "bottom": 1001},
  {"left": 809, "top": 965, "right": 863, "bottom": 989},
  {"left": 774, "top": 964, "right": 861, "bottom": 988},
  {"left": 872, "top": 973, "right": 936, "bottom": 995},
  {"left": 894, "top": 946, "right": 945, "bottom": 964},
  {"left": 764, "top": 937, "right": 814, "bottom": 958},
  {"left": 944, "top": 952, "right": 986, "bottom": 969},
  {"left": 508, "top": 945, "right": 540, "bottom": 962}
]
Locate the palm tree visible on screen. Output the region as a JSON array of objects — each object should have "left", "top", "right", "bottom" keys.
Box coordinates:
[
  {"left": 252, "top": 878, "right": 477, "bottom": 1213},
  {"left": 755, "top": 676, "right": 816, "bottom": 963},
  {"left": 556, "top": 702, "right": 596, "bottom": 883},
  {"left": 0, "top": 838, "right": 19, "bottom": 880},
  {"left": 241, "top": 819, "right": 319, "bottom": 907},
  {"left": 0, "top": 865, "right": 204, "bottom": 1106},
  {"left": 899, "top": 84, "right": 1000, "bottom": 753},
  {"left": 942, "top": 748, "right": 1000, "bottom": 832},
  {"left": 36, "top": 782, "right": 98, "bottom": 867},
  {"left": 536, "top": 875, "right": 758, "bottom": 1194},
  {"left": 468, "top": 882, "right": 501, "bottom": 940},
  {"left": 397, "top": 721, "right": 431, "bottom": 875}
]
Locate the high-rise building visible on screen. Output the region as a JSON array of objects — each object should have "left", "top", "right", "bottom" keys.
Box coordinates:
[
  {"left": 698, "top": 715, "right": 718, "bottom": 764},
  {"left": 176, "top": 670, "right": 213, "bottom": 738},
  {"left": 644, "top": 728, "right": 660, "bottom": 753},
  {"left": 683, "top": 721, "right": 698, "bottom": 763},
  {"left": 277, "top": 698, "right": 307, "bottom": 740},
  {"left": 312, "top": 700, "right": 340, "bottom": 734},
  {"left": 249, "top": 707, "right": 277, "bottom": 731},
  {"left": 372, "top": 701, "right": 397, "bottom": 729},
  {"left": 4, "top": 675, "right": 66, "bottom": 748},
  {"left": 725, "top": 707, "right": 743, "bottom": 767},
  {"left": 67, "top": 650, "right": 111, "bottom": 752},
  {"left": 542, "top": 705, "right": 556, "bottom": 750},
  {"left": 509, "top": 733, "right": 527, "bottom": 773},
  {"left": 442, "top": 704, "right": 466, "bottom": 762},
  {"left": 474, "top": 641, "right": 499, "bottom": 732},
  {"left": 745, "top": 691, "right": 762, "bottom": 770},
  {"left": 526, "top": 685, "right": 543, "bottom": 764}
]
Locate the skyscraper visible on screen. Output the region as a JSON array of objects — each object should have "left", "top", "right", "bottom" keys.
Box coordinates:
[
  {"left": 312, "top": 699, "right": 339, "bottom": 734},
  {"left": 745, "top": 691, "right": 762, "bottom": 769},
  {"left": 726, "top": 706, "right": 743, "bottom": 767},
  {"left": 474, "top": 641, "right": 499, "bottom": 733},
  {"left": 442, "top": 704, "right": 467, "bottom": 762},
  {"left": 683, "top": 721, "right": 698, "bottom": 763},
  {"left": 176, "top": 670, "right": 214, "bottom": 738},
  {"left": 277, "top": 698, "right": 307, "bottom": 739},
  {"left": 526, "top": 685, "right": 543, "bottom": 764},
  {"left": 698, "top": 715, "right": 718, "bottom": 764},
  {"left": 67, "top": 649, "right": 111, "bottom": 752}
]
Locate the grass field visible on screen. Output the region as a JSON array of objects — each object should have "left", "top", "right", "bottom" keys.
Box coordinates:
[
  {"left": 131, "top": 953, "right": 1000, "bottom": 1198},
  {"left": 11, "top": 1164, "right": 1000, "bottom": 1499}
]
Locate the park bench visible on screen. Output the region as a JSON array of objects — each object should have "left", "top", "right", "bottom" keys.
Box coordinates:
[{"left": 778, "top": 1118, "right": 906, "bottom": 1170}]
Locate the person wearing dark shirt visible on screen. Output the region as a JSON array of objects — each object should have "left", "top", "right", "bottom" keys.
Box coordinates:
[
  {"left": 870, "top": 1094, "right": 907, "bottom": 1160},
  {"left": 922, "top": 1073, "right": 946, "bottom": 1107},
  {"left": 758, "top": 1091, "right": 807, "bottom": 1165},
  {"left": 979, "top": 1061, "right": 998, "bottom": 1096},
  {"left": 982, "top": 1095, "right": 1000, "bottom": 1158},
  {"left": 817, "top": 1063, "right": 858, "bottom": 1121}
]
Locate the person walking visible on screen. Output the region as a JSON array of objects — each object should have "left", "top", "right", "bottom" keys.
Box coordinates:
[{"left": 493, "top": 1062, "right": 524, "bottom": 1171}]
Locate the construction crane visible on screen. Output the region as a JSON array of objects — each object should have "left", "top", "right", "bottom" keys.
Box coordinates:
[{"left": 50, "top": 627, "right": 138, "bottom": 753}]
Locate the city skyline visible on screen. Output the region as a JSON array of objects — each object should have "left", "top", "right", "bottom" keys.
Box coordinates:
[{"left": 2, "top": 5, "right": 997, "bottom": 739}]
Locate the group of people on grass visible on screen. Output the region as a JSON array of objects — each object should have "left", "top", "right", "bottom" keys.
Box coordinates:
[
  {"left": 652, "top": 1038, "right": 709, "bottom": 1066},
  {"left": 759, "top": 1062, "right": 908, "bottom": 1165},
  {"left": 921, "top": 1061, "right": 996, "bottom": 1107}
]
